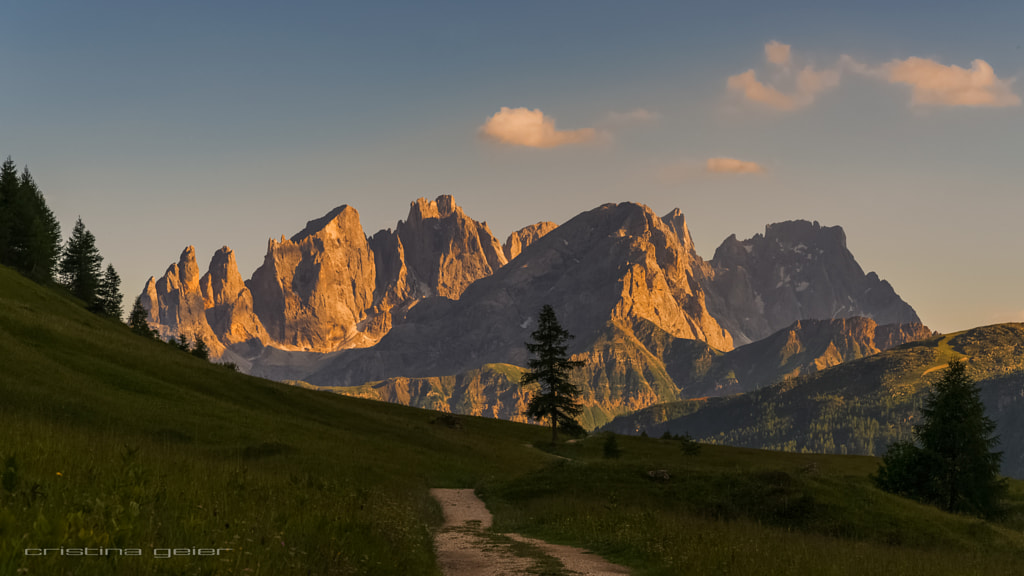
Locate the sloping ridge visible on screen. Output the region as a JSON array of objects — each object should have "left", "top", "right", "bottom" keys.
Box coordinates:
[
  {"left": 602, "top": 323, "right": 1024, "bottom": 478},
  {"left": 303, "top": 202, "right": 731, "bottom": 387},
  {"left": 703, "top": 220, "right": 920, "bottom": 345}
]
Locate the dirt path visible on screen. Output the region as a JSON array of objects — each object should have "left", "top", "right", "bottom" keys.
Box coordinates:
[
  {"left": 431, "top": 488, "right": 631, "bottom": 576},
  {"left": 922, "top": 356, "right": 968, "bottom": 377}
]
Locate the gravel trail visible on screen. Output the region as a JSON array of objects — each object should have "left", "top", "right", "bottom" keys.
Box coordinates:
[{"left": 430, "top": 488, "right": 631, "bottom": 576}]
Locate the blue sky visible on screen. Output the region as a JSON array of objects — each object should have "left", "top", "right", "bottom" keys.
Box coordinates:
[{"left": 2, "top": 1, "right": 1022, "bottom": 333}]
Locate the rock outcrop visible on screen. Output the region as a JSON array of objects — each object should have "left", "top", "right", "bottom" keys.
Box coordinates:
[
  {"left": 201, "top": 247, "right": 268, "bottom": 351},
  {"left": 602, "top": 323, "right": 1024, "bottom": 477},
  {"left": 143, "top": 195, "right": 514, "bottom": 355},
  {"left": 366, "top": 196, "right": 510, "bottom": 334},
  {"left": 140, "top": 198, "right": 930, "bottom": 431},
  {"left": 503, "top": 221, "right": 557, "bottom": 261},
  {"left": 702, "top": 220, "right": 920, "bottom": 345},
  {"left": 303, "top": 202, "right": 733, "bottom": 389},
  {"left": 140, "top": 246, "right": 224, "bottom": 355},
  {"left": 248, "top": 205, "right": 377, "bottom": 352}
]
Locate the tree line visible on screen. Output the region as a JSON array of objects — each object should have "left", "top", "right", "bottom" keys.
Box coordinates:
[
  {"left": 2, "top": 155, "right": 228, "bottom": 367},
  {"left": 0, "top": 156, "right": 122, "bottom": 318}
]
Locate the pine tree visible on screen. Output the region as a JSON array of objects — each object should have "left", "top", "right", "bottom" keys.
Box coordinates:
[
  {"left": 0, "top": 156, "right": 18, "bottom": 261},
  {"left": 191, "top": 334, "right": 210, "bottom": 360},
  {"left": 128, "top": 297, "right": 157, "bottom": 338},
  {"left": 16, "top": 168, "right": 62, "bottom": 282},
  {"left": 174, "top": 334, "right": 191, "bottom": 352},
  {"left": 58, "top": 217, "right": 104, "bottom": 306},
  {"left": 520, "top": 304, "right": 585, "bottom": 442},
  {"left": 875, "top": 359, "right": 1007, "bottom": 517},
  {"left": 0, "top": 161, "right": 62, "bottom": 282},
  {"left": 95, "top": 264, "right": 124, "bottom": 319}
]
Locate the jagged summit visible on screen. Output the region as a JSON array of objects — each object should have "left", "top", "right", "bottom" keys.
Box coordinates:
[
  {"left": 139, "top": 199, "right": 927, "bottom": 427},
  {"left": 305, "top": 200, "right": 733, "bottom": 387},
  {"left": 384, "top": 195, "right": 507, "bottom": 301},
  {"left": 703, "top": 219, "right": 920, "bottom": 345},
  {"left": 289, "top": 204, "right": 359, "bottom": 244},
  {"left": 407, "top": 195, "right": 457, "bottom": 221},
  {"left": 503, "top": 221, "right": 557, "bottom": 261}
]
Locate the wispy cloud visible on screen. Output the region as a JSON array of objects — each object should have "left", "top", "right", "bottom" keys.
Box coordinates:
[
  {"left": 729, "top": 41, "right": 1020, "bottom": 111},
  {"left": 479, "top": 107, "right": 600, "bottom": 148},
  {"left": 877, "top": 57, "right": 1020, "bottom": 108},
  {"left": 727, "top": 41, "right": 840, "bottom": 111},
  {"left": 765, "top": 40, "right": 791, "bottom": 67},
  {"left": 706, "top": 157, "right": 764, "bottom": 174},
  {"left": 605, "top": 108, "right": 661, "bottom": 124}
]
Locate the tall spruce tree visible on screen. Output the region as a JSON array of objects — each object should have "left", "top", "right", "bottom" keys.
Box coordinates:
[
  {"left": 520, "top": 304, "right": 585, "bottom": 442},
  {"left": 128, "top": 297, "right": 157, "bottom": 338},
  {"left": 58, "top": 217, "right": 104, "bottom": 306},
  {"left": 191, "top": 334, "right": 211, "bottom": 360},
  {"left": 95, "top": 264, "right": 124, "bottom": 319},
  {"left": 0, "top": 156, "right": 17, "bottom": 261},
  {"left": 15, "top": 167, "right": 62, "bottom": 282},
  {"left": 0, "top": 161, "right": 63, "bottom": 283},
  {"left": 875, "top": 359, "right": 1007, "bottom": 517},
  {"left": 174, "top": 334, "right": 191, "bottom": 352}
]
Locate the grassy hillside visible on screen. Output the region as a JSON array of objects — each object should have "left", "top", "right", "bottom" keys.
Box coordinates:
[
  {"left": 0, "top": 267, "right": 553, "bottom": 575},
  {"left": 604, "top": 326, "right": 1024, "bottom": 477},
  {"left": 484, "top": 436, "right": 1024, "bottom": 576},
  {"left": 309, "top": 316, "right": 929, "bottom": 432},
  {"left": 2, "top": 266, "right": 1024, "bottom": 575}
]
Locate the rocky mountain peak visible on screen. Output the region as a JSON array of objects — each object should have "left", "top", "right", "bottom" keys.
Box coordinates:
[
  {"left": 702, "top": 219, "right": 920, "bottom": 345},
  {"left": 290, "top": 204, "right": 361, "bottom": 244},
  {"left": 141, "top": 246, "right": 224, "bottom": 355},
  {"left": 503, "top": 221, "right": 557, "bottom": 261},
  {"left": 140, "top": 199, "right": 927, "bottom": 430},
  {"left": 314, "top": 201, "right": 735, "bottom": 387},
  {"left": 388, "top": 195, "right": 507, "bottom": 300},
  {"left": 408, "top": 195, "right": 458, "bottom": 222},
  {"left": 660, "top": 208, "right": 695, "bottom": 252},
  {"left": 248, "top": 204, "right": 376, "bottom": 352},
  {"left": 763, "top": 219, "right": 846, "bottom": 250},
  {"left": 201, "top": 247, "right": 246, "bottom": 308}
]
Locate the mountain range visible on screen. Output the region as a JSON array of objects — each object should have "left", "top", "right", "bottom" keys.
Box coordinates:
[
  {"left": 602, "top": 323, "right": 1024, "bottom": 477},
  {"left": 139, "top": 196, "right": 929, "bottom": 429}
]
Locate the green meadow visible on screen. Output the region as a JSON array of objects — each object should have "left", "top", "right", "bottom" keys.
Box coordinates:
[{"left": 1, "top": 265, "right": 1023, "bottom": 575}]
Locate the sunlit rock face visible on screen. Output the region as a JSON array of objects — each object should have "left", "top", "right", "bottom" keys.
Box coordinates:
[
  {"left": 304, "top": 202, "right": 733, "bottom": 388},
  {"left": 702, "top": 220, "right": 921, "bottom": 345},
  {"left": 503, "top": 221, "right": 557, "bottom": 261},
  {"left": 139, "top": 246, "right": 224, "bottom": 355},
  {"left": 248, "top": 205, "right": 378, "bottom": 352},
  {"left": 138, "top": 198, "right": 929, "bottom": 431},
  {"left": 201, "top": 247, "right": 269, "bottom": 350},
  {"left": 142, "top": 196, "right": 515, "bottom": 356},
  {"left": 366, "top": 195, "right": 511, "bottom": 334}
]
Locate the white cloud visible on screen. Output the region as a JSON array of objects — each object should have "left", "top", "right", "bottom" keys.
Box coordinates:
[
  {"left": 606, "top": 108, "right": 661, "bottom": 124},
  {"left": 727, "top": 42, "right": 841, "bottom": 111},
  {"left": 706, "top": 157, "right": 764, "bottom": 174},
  {"left": 727, "top": 42, "right": 1020, "bottom": 112},
  {"left": 479, "top": 107, "right": 600, "bottom": 148},
  {"left": 880, "top": 57, "right": 1020, "bottom": 108},
  {"left": 765, "top": 40, "right": 792, "bottom": 67}
]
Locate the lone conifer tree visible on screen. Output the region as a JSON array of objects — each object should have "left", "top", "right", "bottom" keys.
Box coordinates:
[
  {"left": 128, "top": 297, "right": 157, "bottom": 338},
  {"left": 95, "top": 264, "right": 124, "bottom": 319},
  {"left": 875, "top": 359, "right": 1007, "bottom": 517},
  {"left": 520, "top": 304, "right": 584, "bottom": 442},
  {"left": 174, "top": 334, "right": 191, "bottom": 352},
  {"left": 59, "top": 217, "right": 103, "bottom": 306},
  {"left": 191, "top": 334, "right": 211, "bottom": 360}
]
